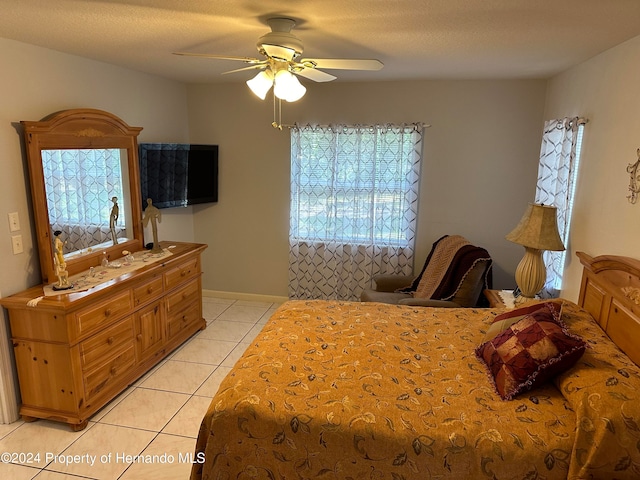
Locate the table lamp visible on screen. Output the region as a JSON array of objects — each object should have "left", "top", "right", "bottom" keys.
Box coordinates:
[{"left": 506, "top": 203, "right": 565, "bottom": 301}]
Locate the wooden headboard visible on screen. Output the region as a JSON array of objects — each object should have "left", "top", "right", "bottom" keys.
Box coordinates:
[{"left": 577, "top": 251, "right": 640, "bottom": 366}]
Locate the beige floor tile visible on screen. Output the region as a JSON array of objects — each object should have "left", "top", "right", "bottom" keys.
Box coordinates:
[
  {"left": 118, "top": 433, "right": 196, "bottom": 480},
  {"left": 217, "top": 305, "right": 269, "bottom": 323},
  {"left": 0, "top": 462, "right": 40, "bottom": 479},
  {"left": 34, "top": 469, "right": 97, "bottom": 479},
  {"left": 99, "top": 388, "right": 189, "bottom": 431},
  {"left": 162, "top": 395, "right": 212, "bottom": 438},
  {"left": 234, "top": 300, "right": 275, "bottom": 308},
  {"left": 197, "top": 319, "right": 254, "bottom": 342},
  {"left": 202, "top": 301, "right": 231, "bottom": 322},
  {"left": 243, "top": 323, "right": 266, "bottom": 343},
  {"left": 170, "top": 338, "right": 236, "bottom": 365},
  {"left": 201, "top": 297, "right": 235, "bottom": 305},
  {"left": 0, "top": 418, "right": 24, "bottom": 439},
  {"left": 259, "top": 306, "right": 280, "bottom": 322},
  {"left": 221, "top": 343, "right": 251, "bottom": 368},
  {"left": 90, "top": 386, "right": 136, "bottom": 422},
  {"left": 139, "top": 360, "right": 216, "bottom": 394},
  {"left": 194, "top": 366, "right": 232, "bottom": 398},
  {"left": 0, "top": 420, "right": 94, "bottom": 468},
  {"left": 132, "top": 358, "right": 168, "bottom": 387},
  {"left": 44, "top": 423, "right": 155, "bottom": 479}
]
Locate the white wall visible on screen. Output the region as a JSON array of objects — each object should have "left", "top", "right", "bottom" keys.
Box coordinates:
[
  {"left": 0, "top": 38, "right": 194, "bottom": 298},
  {"left": 544, "top": 35, "right": 640, "bottom": 301},
  {"left": 0, "top": 37, "right": 192, "bottom": 422},
  {"left": 186, "top": 79, "right": 548, "bottom": 296}
]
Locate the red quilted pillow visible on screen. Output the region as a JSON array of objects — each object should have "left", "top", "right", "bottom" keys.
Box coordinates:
[
  {"left": 481, "top": 301, "right": 562, "bottom": 343},
  {"left": 475, "top": 304, "right": 586, "bottom": 400}
]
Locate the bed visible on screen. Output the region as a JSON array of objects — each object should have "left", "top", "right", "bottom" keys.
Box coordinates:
[{"left": 191, "top": 252, "right": 640, "bottom": 480}]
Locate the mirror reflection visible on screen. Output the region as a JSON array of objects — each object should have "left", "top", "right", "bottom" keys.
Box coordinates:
[
  {"left": 42, "top": 148, "right": 134, "bottom": 259},
  {"left": 21, "top": 108, "right": 144, "bottom": 284}
]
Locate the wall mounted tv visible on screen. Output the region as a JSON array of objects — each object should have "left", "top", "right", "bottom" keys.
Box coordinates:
[{"left": 139, "top": 143, "right": 218, "bottom": 209}]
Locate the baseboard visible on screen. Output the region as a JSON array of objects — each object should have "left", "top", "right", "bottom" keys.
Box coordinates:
[{"left": 202, "top": 289, "right": 289, "bottom": 305}]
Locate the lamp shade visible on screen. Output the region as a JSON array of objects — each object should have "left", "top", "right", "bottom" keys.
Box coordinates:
[
  {"left": 273, "top": 70, "right": 306, "bottom": 102},
  {"left": 246, "top": 70, "right": 274, "bottom": 100},
  {"left": 506, "top": 203, "right": 565, "bottom": 251}
]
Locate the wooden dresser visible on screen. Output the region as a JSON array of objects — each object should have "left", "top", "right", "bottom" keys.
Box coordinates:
[{"left": 0, "top": 241, "right": 207, "bottom": 431}]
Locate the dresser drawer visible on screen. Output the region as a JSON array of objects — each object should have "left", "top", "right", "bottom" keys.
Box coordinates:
[
  {"left": 164, "top": 257, "right": 200, "bottom": 290},
  {"left": 167, "top": 302, "right": 201, "bottom": 339},
  {"left": 79, "top": 317, "right": 134, "bottom": 372},
  {"left": 133, "top": 276, "right": 163, "bottom": 307},
  {"left": 75, "top": 290, "right": 132, "bottom": 338},
  {"left": 83, "top": 345, "right": 135, "bottom": 402},
  {"left": 166, "top": 280, "right": 201, "bottom": 314}
]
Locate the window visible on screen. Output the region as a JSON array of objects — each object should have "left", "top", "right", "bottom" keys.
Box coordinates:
[
  {"left": 289, "top": 124, "right": 423, "bottom": 300},
  {"left": 534, "top": 117, "right": 586, "bottom": 296},
  {"left": 290, "top": 124, "right": 422, "bottom": 246}
]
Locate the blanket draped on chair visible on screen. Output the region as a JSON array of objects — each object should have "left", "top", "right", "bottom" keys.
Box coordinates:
[{"left": 403, "top": 234, "right": 492, "bottom": 301}]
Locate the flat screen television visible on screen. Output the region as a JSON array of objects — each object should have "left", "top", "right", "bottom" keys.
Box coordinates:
[{"left": 138, "top": 143, "right": 218, "bottom": 209}]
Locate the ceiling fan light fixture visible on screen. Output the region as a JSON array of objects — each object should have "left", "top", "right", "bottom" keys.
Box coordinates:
[
  {"left": 274, "top": 70, "right": 306, "bottom": 102},
  {"left": 285, "top": 76, "right": 306, "bottom": 102},
  {"left": 246, "top": 69, "right": 273, "bottom": 100},
  {"left": 179, "top": 15, "right": 382, "bottom": 127}
]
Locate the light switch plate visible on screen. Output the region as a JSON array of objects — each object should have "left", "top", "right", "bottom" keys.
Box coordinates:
[
  {"left": 8, "top": 212, "right": 20, "bottom": 232},
  {"left": 12, "top": 235, "right": 23, "bottom": 254}
]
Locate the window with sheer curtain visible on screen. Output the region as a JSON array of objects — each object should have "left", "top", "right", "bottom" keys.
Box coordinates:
[
  {"left": 43, "top": 148, "right": 125, "bottom": 253},
  {"left": 534, "top": 117, "right": 586, "bottom": 297},
  {"left": 289, "top": 124, "right": 423, "bottom": 301}
]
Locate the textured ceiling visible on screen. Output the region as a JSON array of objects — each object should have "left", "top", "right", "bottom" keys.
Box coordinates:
[{"left": 1, "top": 0, "right": 640, "bottom": 84}]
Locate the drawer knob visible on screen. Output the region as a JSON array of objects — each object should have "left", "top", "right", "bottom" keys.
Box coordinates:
[
  {"left": 107, "top": 336, "right": 114, "bottom": 345},
  {"left": 104, "top": 309, "right": 112, "bottom": 317},
  {"left": 137, "top": 334, "right": 143, "bottom": 341},
  {"left": 181, "top": 270, "right": 187, "bottom": 277},
  {"left": 182, "top": 315, "right": 188, "bottom": 322},
  {"left": 147, "top": 287, "right": 154, "bottom": 294},
  {"left": 110, "top": 366, "right": 117, "bottom": 376}
]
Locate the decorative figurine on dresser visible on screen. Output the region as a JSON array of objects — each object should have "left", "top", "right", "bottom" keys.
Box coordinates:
[
  {"left": 0, "top": 109, "right": 207, "bottom": 431},
  {"left": 52, "top": 230, "right": 73, "bottom": 291},
  {"left": 109, "top": 195, "right": 120, "bottom": 245},
  {"left": 143, "top": 198, "right": 163, "bottom": 253}
]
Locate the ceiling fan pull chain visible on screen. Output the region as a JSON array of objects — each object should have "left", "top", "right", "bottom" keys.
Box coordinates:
[
  {"left": 272, "top": 91, "right": 277, "bottom": 128},
  {"left": 271, "top": 92, "right": 283, "bottom": 130}
]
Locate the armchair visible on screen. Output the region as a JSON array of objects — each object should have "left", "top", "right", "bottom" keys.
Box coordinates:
[{"left": 361, "top": 235, "right": 492, "bottom": 307}]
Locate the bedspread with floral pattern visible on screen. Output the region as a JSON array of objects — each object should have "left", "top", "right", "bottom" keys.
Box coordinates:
[
  {"left": 553, "top": 302, "right": 640, "bottom": 479},
  {"left": 191, "top": 300, "right": 640, "bottom": 480}
]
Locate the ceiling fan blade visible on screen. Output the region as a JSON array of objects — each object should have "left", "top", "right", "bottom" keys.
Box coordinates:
[
  {"left": 221, "top": 64, "right": 267, "bottom": 75},
  {"left": 302, "top": 58, "right": 384, "bottom": 71},
  {"left": 173, "top": 52, "right": 262, "bottom": 64},
  {"left": 295, "top": 68, "right": 336, "bottom": 83}
]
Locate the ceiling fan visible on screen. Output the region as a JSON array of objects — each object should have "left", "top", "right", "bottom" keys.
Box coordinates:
[{"left": 174, "top": 17, "right": 384, "bottom": 103}]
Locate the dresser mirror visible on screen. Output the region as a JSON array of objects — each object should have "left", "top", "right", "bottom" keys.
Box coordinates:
[{"left": 22, "top": 109, "right": 144, "bottom": 284}]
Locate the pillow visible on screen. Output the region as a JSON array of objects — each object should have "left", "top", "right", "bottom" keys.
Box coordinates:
[
  {"left": 481, "top": 301, "right": 562, "bottom": 343},
  {"left": 475, "top": 303, "right": 586, "bottom": 400}
]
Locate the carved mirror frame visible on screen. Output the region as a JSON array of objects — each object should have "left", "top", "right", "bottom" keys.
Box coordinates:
[{"left": 22, "top": 108, "right": 144, "bottom": 284}]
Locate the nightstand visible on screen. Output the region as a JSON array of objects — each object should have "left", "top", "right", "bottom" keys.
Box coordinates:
[{"left": 484, "top": 289, "right": 517, "bottom": 308}]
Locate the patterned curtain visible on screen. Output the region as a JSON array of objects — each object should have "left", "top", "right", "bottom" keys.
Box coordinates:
[
  {"left": 534, "top": 117, "right": 586, "bottom": 297},
  {"left": 289, "top": 124, "right": 423, "bottom": 301},
  {"left": 43, "top": 149, "right": 125, "bottom": 253}
]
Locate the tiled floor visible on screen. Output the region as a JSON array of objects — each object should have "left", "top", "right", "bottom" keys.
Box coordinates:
[{"left": 0, "top": 297, "right": 280, "bottom": 480}]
